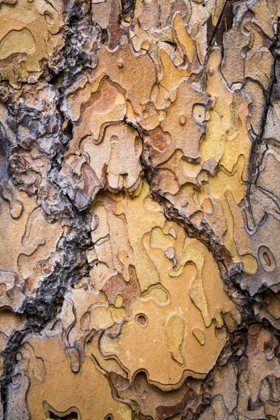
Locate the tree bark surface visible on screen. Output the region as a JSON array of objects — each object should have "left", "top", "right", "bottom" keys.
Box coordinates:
[{"left": 0, "top": 0, "right": 280, "bottom": 419}]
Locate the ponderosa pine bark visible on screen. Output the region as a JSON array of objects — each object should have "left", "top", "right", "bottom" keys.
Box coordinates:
[{"left": 0, "top": 0, "right": 280, "bottom": 419}]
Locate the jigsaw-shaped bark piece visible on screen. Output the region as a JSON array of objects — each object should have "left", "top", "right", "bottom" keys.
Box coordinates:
[
  {"left": 0, "top": 0, "right": 64, "bottom": 86},
  {"left": 14, "top": 331, "right": 132, "bottom": 420},
  {"left": 93, "top": 183, "right": 239, "bottom": 388}
]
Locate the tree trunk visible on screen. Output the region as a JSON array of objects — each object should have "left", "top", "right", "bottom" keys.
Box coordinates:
[{"left": 0, "top": 0, "right": 280, "bottom": 419}]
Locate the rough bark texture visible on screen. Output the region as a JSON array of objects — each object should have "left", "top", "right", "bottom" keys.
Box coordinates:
[{"left": 1, "top": 0, "right": 280, "bottom": 419}]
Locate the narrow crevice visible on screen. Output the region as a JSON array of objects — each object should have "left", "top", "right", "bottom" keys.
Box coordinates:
[{"left": 246, "top": 18, "right": 280, "bottom": 207}]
